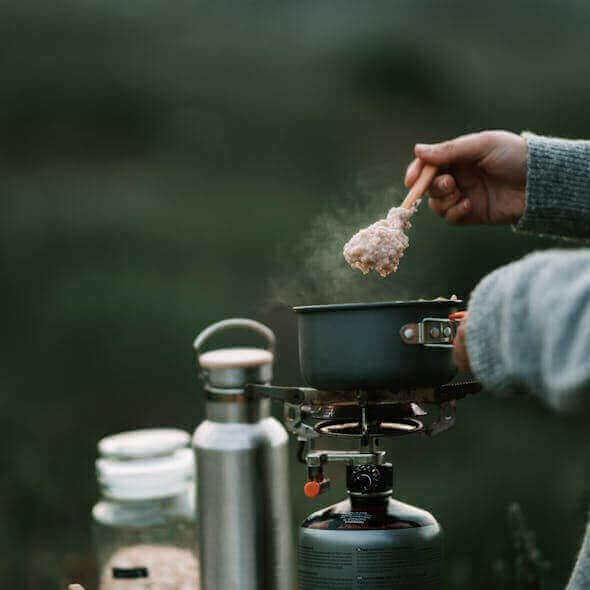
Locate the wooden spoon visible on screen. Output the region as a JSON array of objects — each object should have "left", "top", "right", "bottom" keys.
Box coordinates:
[{"left": 400, "top": 164, "right": 438, "bottom": 209}]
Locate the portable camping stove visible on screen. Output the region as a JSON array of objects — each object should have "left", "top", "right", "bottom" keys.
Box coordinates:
[{"left": 245, "top": 379, "right": 480, "bottom": 497}]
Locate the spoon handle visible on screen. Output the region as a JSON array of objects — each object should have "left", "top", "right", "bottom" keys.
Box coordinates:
[{"left": 401, "top": 164, "right": 438, "bottom": 209}]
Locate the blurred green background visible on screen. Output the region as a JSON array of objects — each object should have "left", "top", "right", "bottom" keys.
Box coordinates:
[{"left": 3, "top": 0, "right": 590, "bottom": 587}]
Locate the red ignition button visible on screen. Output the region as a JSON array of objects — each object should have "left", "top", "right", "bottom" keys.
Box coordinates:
[{"left": 304, "top": 481, "right": 321, "bottom": 498}]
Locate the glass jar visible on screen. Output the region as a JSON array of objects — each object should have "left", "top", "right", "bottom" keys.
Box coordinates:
[{"left": 92, "top": 428, "right": 199, "bottom": 590}]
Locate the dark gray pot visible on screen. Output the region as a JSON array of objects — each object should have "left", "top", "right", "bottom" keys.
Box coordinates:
[{"left": 294, "top": 300, "right": 463, "bottom": 391}]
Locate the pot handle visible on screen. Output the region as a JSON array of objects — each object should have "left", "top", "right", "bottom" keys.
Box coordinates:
[
  {"left": 193, "top": 318, "right": 276, "bottom": 372},
  {"left": 400, "top": 316, "right": 458, "bottom": 348}
]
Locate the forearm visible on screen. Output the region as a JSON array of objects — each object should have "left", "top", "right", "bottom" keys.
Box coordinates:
[
  {"left": 516, "top": 133, "right": 590, "bottom": 239},
  {"left": 466, "top": 249, "right": 590, "bottom": 413}
]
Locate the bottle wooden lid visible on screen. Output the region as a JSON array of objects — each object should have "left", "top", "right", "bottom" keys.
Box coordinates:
[{"left": 199, "top": 347, "right": 273, "bottom": 369}]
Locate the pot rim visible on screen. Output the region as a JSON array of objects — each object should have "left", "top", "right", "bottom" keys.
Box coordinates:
[{"left": 293, "top": 299, "right": 464, "bottom": 313}]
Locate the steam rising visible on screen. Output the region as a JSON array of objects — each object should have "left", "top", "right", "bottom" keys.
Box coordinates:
[{"left": 270, "top": 185, "right": 446, "bottom": 307}]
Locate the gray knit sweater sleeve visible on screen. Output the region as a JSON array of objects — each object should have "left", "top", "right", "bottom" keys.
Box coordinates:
[
  {"left": 515, "top": 132, "right": 590, "bottom": 238},
  {"left": 466, "top": 249, "right": 590, "bottom": 413},
  {"left": 466, "top": 133, "right": 590, "bottom": 414}
]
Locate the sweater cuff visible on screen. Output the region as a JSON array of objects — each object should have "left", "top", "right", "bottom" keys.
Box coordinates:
[
  {"left": 515, "top": 132, "right": 590, "bottom": 238},
  {"left": 465, "top": 268, "right": 513, "bottom": 394}
]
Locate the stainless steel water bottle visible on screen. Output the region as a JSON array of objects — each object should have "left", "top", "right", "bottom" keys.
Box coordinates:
[
  {"left": 298, "top": 463, "right": 442, "bottom": 589},
  {"left": 192, "top": 319, "right": 294, "bottom": 590}
]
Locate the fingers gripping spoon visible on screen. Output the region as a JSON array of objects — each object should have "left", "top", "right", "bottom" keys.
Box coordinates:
[
  {"left": 343, "top": 164, "right": 438, "bottom": 277},
  {"left": 401, "top": 164, "right": 438, "bottom": 210}
]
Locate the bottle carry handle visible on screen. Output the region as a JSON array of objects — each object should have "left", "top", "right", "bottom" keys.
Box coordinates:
[{"left": 193, "top": 318, "right": 276, "bottom": 373}]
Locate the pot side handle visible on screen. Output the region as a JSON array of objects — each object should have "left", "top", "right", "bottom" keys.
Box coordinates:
[{"left": 400, "top": 316, "right": 459, "bottom": 348}]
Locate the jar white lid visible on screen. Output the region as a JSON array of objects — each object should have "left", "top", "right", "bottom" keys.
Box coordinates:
[
  {"left": 97, "top": 447, "right": 194, "bottom": 501},
  {"left": 98, "top": 428, "right": 190, "bottom": 460},
  {"left": 96, "top": 428, "right": 194, "bottom": 500}
]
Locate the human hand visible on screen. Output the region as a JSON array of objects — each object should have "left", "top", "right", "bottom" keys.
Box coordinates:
[
  {"left": 405, "top": 131, "right": 527, "bottom": 225},
  {"left": 453, "top": 316, "right": 470, "bottom": 373}
]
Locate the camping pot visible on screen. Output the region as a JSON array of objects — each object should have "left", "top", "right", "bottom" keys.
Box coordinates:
[{"left": 294, "top": 300, "right": 463, "bottom": 391}]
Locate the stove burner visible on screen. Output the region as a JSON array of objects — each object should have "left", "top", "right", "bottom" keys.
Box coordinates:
[
  {"left": 315, "top": 418, "right": 423, "bottom": 438},
  {"left": 304, "top": 402, "right": 426, "bottom": 421}
]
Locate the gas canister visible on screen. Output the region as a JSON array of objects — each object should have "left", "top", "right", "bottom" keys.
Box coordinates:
[{"left": 298, "top": 463, "right": 442, "bottom": 589}]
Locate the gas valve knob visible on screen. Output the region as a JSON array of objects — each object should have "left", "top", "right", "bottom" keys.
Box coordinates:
[
  {"left": 348, "top": 465, "right": 382, "bottom": 494},
  {"left": 347, "top": 464, "right": 393, "bottom": 495},
  {"left": 351, "top": 472, "right": 376, "bottom": 493}
]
